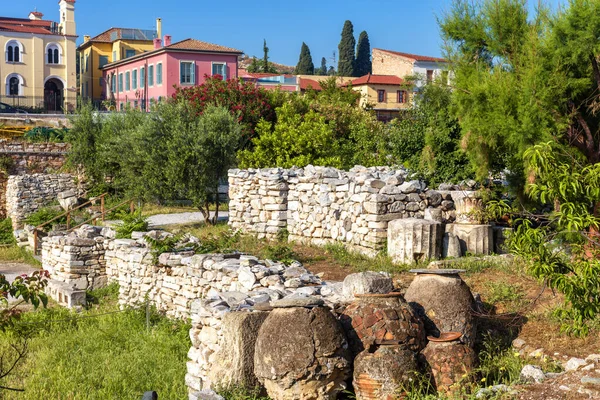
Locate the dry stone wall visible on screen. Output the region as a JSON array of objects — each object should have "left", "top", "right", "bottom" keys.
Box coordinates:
[
  {"left": 6, "top": 174, "right": 78, "bottom": 228},
  {"left": 229, "top": 166, "right": 456, "bottom": 256}
]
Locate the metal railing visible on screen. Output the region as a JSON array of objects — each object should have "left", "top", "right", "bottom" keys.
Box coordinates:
[
  {"left": 0, "top": 95, "right": 74, "bottom": 114},
  {"left": 32, "top": 194, "right": 136, "bottom": 255}
]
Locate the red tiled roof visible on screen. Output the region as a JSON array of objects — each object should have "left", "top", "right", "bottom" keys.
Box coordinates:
[
  {"left": 30, "top": 11, "right": 44, "bottom": 17},
  {"left": 166, "top": 38, "right": 242, "bottom": 54},
  {"left": 349, "top": 74, "right": 404, "bottom": 86},
  {"left": 0, "top": 16, "right": 57, "bottom": 35},
  {"left": 299, "top": 78, "right": 322, "bottom": 91},
  {"left": 375, "top": 48, "right": 447, "bottom": 63}
]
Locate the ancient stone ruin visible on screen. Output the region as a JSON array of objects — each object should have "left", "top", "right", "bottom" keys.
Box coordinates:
[{"left": 38, "top": 225, "right": 480, "bottom": 399}]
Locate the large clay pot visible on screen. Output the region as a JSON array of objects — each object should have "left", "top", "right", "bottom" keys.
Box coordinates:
[
  {"left": 404, "top": 272, "right": 476, "bottom": 347},
  {"left": 340, "top": 293, "right": 426, "bottom": 357},
  {"left": 420, "top": 334, "right": 477, "bottom": 394},
  {"left": 254, "top": 305, "right": 351, "bottom": 400},
  {"left": 353, "top": 345, "right": 419, "bottom": 400}
]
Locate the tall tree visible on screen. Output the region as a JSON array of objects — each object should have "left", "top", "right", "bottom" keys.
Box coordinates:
[
  {"left": 247, "top": 57, "right": 260, "bottom": 73},
  {"left": 295, "top": 42, "right": 315, "bottom": 75},
  {"left": 317, "top": 57, "right": 328, "bottom": 75},
  {"left": 355, "top": 31, "right": 372, "bottom": 77},
  {"left": 337, "top": 20, "right": 356, "bottom": 76},
  {"left": 262, "top": 39, "right": 270, "bottom": 73}
]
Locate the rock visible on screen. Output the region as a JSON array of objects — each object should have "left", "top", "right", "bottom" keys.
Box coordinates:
[
  {"left": 424, "top": 208, "right": 443, "bottom": 222},
  {"left": 387, "top": 218, "right": 443, "bottom": 264},
  {"left": 207, "top": 312, "right": 268, "bottom": 390},
  {"left": 404, "top": 273, "right": 476, "bottom": 347},
  {"left": 512, "top": 338, "right": 526, "bottom": 349},
  {"left": 520, "top": 365, "right": 545, "bottom": 383},
  {"left": 565, "top": 357, "right": 588, "bottom": 372},
  {"left": 581, "top": 376, "right": 600, "bottom": 387},
  {"left": 254, "top": 306, "right": 351, "bottom": 400},
  {"left": 442, "top": 232, "right": 461, "bottom": 259},
  {"left": 271, "top": 296, "right": 324, "bottom": 308},
  {"left": 475, "top": 384, "right": 512, "bottom": 399},
  {"left": 559, "top": 385, "right": 571, "bottom": 391},
  {"left": 238, "top": 267, "right": 256, "bottom": 290},
  {"left": 220, "top": 291, "right": 249, "bottom": 308},
  {"left": 341, "top": 272, "right": 393, "bottom": 298},
  {"left": 189, "top": 389, "right": 225, "bottom": 400},
  {"left": 426, "top": 190, "right": 443, "bottom": 207},
  {"left": 528, "top": 348, "right": 545, "bottom": 358},
  {"left": 399, "top": 180, "right": 422, "bottom": 194},
  {"left": 58, "top": 195, "right": 79, "bottom": 211},
  {"left": 586, "top": 354, "right": 600, "bottom": 363}
]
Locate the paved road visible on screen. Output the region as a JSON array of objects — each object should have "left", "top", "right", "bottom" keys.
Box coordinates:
[
  {"left": 146, "top": 211, "right": 229, "bottom": 228},
  {"left": 0, "top": 262, "right": 39, "bottom": 283}
]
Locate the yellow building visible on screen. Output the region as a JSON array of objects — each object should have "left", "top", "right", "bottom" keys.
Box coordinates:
[
  {"left": 78, "top": 21, "right": 161, "bottom": 105},
  {"left": 348, "top": 74, "right": 411, "bottom": 122},
  {"left": 0, "top": 0, "right": 77, "bottom": 112}
]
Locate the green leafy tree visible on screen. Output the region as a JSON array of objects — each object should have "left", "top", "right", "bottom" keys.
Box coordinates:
[
  {"left": 337, "top": 20, "right": 356, "bottom": 76},
  {"left": 355, "top": 30, "right": 372, "bottom": 77},
  {"left": 295, "top": 42, "right": 315, "bottom": 75},
  {"left": 327, "top": 66, "right": 336, "bottom": 76},
  {"left": 247, "top": 57, "right": 261, "bottom": 73},
  {"left": 238, "top": 103, "right": 344, "bottom": 169},
  {"left": 317, "top": 57, "right": 328, "bottom": 75},
  {"left": 510, "top": 142, "right": 600, "bottom": 336}
]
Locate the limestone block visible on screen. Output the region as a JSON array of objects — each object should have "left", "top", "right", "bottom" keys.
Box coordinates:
[
  {"left": 388, "top": 218, "right": 442, "bottom": 264},
  {"left": 442, "top": 232, "right": 462, "bottom": 259},
  {"left": 445, "top": 224, "right": 493, "bottom": 256},
  {"left": 341, "top": 272, "right": 393, "bottom": 298},
  {"left": 207, "top": 311, "right": 268, "bottom": 390}
]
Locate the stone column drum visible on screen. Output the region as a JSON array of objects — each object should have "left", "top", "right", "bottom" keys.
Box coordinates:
[
  {"left": 254, "top": 300, "right": 351, "bottom": 400},
  {"left": 387, "top": 218, "right": 442, "bottom": 264},
  {"left": 404, "top": 270, "right": 476, "bottom": 347},
  {"left": 445, "top": 224, "right": 493, "bottom": 256}
]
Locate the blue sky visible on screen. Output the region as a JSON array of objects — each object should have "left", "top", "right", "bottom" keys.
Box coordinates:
[{"left": 6, "top": 0, "right": 564, "bottom": 68}]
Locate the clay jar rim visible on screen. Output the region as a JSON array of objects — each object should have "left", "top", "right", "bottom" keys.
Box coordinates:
[
  {"left": 427, "top": 331, "right": 462, "bottom": 342},
  {"left": 354, "top": 292, "right": 404, "bottom": 299}
]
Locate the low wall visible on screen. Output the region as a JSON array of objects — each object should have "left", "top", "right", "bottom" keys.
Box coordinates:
[
  {"left": 6, "top": 173, "right": 77, "bottom": 228},
  {"left": 229, "top": 166, "right": 457, "bottom": 256}
]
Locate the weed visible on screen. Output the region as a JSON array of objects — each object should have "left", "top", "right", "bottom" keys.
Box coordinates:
[
  {"left": 114, "top": 209, "right": 148, "bottom": 239},
  {"left": 24, "top": 206, "right": 66, "bottom": 231},
  {"left": 0, "top": 246, "right": 41, "bottom": 267},
  {"left": 0, "top": 218, "right": 15, "bottom": 245},
  {"left": 216, "top": 386, "right": 270, "bottom": 400},
  {"left": 323, "top": 243, "right": 414, "bottom": 274},
  {"left": 484, "top": 282, "right": 525, "bottom": 312}
]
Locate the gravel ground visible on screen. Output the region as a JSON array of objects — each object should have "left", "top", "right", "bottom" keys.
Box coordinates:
[{"left": 146, "top": 211, "right": 229, "bottom": 228}]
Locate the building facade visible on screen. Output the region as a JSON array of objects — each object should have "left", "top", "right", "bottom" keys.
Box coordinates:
[
  {"left": 101, "top": 38, "right": 242, "bottom": 111},
  {"left": 371, "top": 48, "right": 448, "bottom": 87},
  {"left": 347, "top": 74, "right": 410, "bottom": 122},
  {"left": 0, "top": 0, "right": 77, "bottom": 112}
]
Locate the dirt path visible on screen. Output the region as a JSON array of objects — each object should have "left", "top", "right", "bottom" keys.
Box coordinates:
[
  {"left": 0, "top": 262, "right": 39, "bottom": 282},
  {"left": 146, "top": 211, "right": 228, "bottom": 228}
]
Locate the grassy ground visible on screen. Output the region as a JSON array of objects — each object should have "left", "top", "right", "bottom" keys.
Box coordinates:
[
  {"left": 0, "top": 246, "right": 40, "bottom": 267},
  {"left": 0, "top": 284, "right": 190, "bottom": 399}
]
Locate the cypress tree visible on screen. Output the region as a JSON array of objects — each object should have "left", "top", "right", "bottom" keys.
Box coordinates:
[
  {"left": 337, "top": 20, "right": 356, "bottom": 76},
  {"left": 262, "top": 39, "right": 270, "bottom": 72},
  {"left": 318, "top": 57, "right": 327, "bottom": 75},
  {"left": 355, "top": 31, "right": 372, "bottom": 77},
  {"left": 295, "top": 42, "right": 315, "bottom": 75}
]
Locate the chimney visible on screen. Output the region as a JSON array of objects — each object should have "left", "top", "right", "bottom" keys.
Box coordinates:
[
  {"left": 156, "top": 18, "right": 162, "bottom": 39},
  {"left": 28, "top": 11, "right": 44, "bottom": 20},
  {"left": 153, "top": 38, "right": 162, "bottom": 50},
  {"left": 83, "top": 35, "right": 90, "bottom": 43},
  {"left": 164, "top": 35, "right": 171, "bottom": 47}
]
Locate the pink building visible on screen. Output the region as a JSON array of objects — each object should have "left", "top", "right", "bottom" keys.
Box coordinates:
[{"left": 101, "top": 36, "right": 242, "bottom": 110}]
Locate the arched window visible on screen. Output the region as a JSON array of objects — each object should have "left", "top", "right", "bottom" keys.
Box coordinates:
[
  {"left": 5, "top": 40, "right": 23, "bottom": 63},
  {"left": 46, "top": 43, "right": 62, "bottom": 64},
  {"left": 5, "top": 74, "right": 24, "bottom": 96}
]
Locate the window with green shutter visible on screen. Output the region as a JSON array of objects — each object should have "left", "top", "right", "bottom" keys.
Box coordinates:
[
  {"left": 157, "top": 63, "right": 163, "bottom": 85},
  {"left": 148, "top": 65, "right": 154, "bottom": 86},
  {"left": 140, "top": 66, "right": 145, "bottom": 88},
  {"left": 132, "top": 69, "right": 137, "bottom": 90}
]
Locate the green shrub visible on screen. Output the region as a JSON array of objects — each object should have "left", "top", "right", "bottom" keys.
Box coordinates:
[
  {"left": 24, "top": 207, "right": 66, "bottom": 231},
  {"left": 114, "top": 209, "right": 148, "bottom": 239},
  {"left": 24, "top": 127, "right": 68, "bottom": 142},
  {"left": 0, "top": 218, "right": 15, "bottom": 245}
]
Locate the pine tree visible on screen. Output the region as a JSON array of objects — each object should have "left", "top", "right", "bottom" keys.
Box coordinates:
[
  {"left": 295, "top": 42, "right": 315, "bottom": 75},
  {"left": 355, "top": 31, "right": 372, "bottom": 77},
  {"left": 317, "top": 57, "right": 327, "bottom": 75},
  {"left": 337, "top": 20, "right": 356, "bottom": 76}
]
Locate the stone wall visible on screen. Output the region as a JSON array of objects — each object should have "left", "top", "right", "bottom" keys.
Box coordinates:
[
  {"left": 229, "top": 166, "right": 456, "bottom": 256},
  {"left": 0, "top": 140, "right": 70, "bottom": 219},
  {"left": 6, "top": 173, "right": 77, "bottom": 228}
]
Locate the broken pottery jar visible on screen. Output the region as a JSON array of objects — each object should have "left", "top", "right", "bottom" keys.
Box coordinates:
[
  {"left": 353, "top": 344, "right": 419, "bottom": 400},
  {"left": 420, "top": 332, "right": 477, "bottom": 394},
  {"left": 253, "top": 301, "right": 351, "bottom": 400},
  {"left": 340, "top": 292, "right": 426, "bottom": 357}
]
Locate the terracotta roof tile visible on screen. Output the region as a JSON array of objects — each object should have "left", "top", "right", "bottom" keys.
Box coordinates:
[
  {"left": 375, "top": 48, "right": 447, "bottom": 63},
  {"left": 30, "top": 11, "right": 44, "bottom": 17},
  {"left": 349, "top": 74, "right": 404, "bottom": 86},
  {"left": 0, "top": 16, "right": 57, "bottom": 35},
  {"left": 166, "top": 38, "right": 242, "bottom": 54},
  {"left": 299, "top": 78, "right": 322, "bottom": 91}
]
